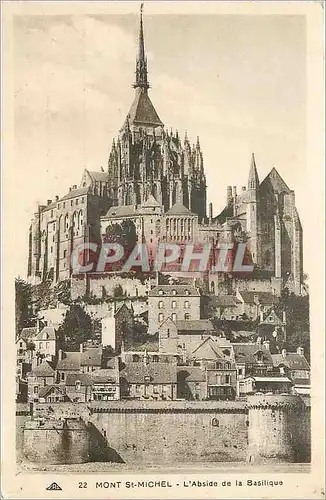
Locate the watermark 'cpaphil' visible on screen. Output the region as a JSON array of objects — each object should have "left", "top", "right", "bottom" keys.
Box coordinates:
[{"left": 70, "top": 242, "right": 254, "bottom": 275}]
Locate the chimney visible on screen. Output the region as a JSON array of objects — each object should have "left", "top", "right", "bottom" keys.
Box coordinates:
[
  {"left": 242, "top": 186, "right": 246, "bottom": 191},
  {"left": 55, "top": 195, "right": 59, "bottom": 201},
  {"left": 233, "top": 186, "right": 237, "bottom": 200},
  {"left": 297, "top": 347, "right": 304, "bottom": 356},
  {"left": 282, "top": 348, "right": 287, "bottom": 359},
  {"left": 226, "top": 186, "right": 232, "bottom": 205},
  {"left": 263, "top": 340, "right": 270, "bottom": 351},
  {"left": 47, "top": 199, "right": 52, "bottom": 206},
  {"left": 209, "top": 203, "right": 213, "bottom": 224},
  {"left": 69, "top": 187, "right": 72, "bottom": 192},
  {"left": 73, "top": 185, "right": 77, "bottom": 190},
  {"left": 58, "top": 349, "right": 63, "bottom": 361},
  {"left": 80, "top": 343, "right": 83, "bottom": 353}
]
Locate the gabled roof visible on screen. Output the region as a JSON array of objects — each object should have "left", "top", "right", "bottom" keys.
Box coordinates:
[
  {"left": 32, "top": 360, "right": 56, "bottom": 377},
  {"left": 149, "top": 285, "right": 199, "bottom": 297},
  {"left": 35, "top": 326, "right": 56, "bottom": 342},
  {"left": 232, "top": 343, "right": 273, "bottom": 365},
  {"left": 87, "top": 170, "right": 109, "bottom": 183},
  {"left": 19, "top": 327, "right": 38, "bottom": 341},
  {"left": 91, "top": 369, "right": 117, "bottom": 384},
  {"left": 80, "top": 347, "right": 102, "bottom": 367},
  {"left": 176, "top": 319, "right": 214, "bottom": 332},
  {"left": 127, "top": 88, "right": 163, "bottom": 127},
  {"left": 38, "top": 385, "right": 66, "bottom": 398},
  {"left": 192, "top": 337, "right": 230, "bottom": 360},
  {"left": 177, "top": 366, "right": 206, "bottom": 382},
  {"left": 60, "top": 186, "right": 91, "bottom": 202},
  {"left": 271, "top": 353, "right": 310, "bottom": 371},
  {"left": 141, "top": 194, "right": 161, "bottom": 208},
  {"left": 212, "top": 295, "right": 241, "bottom": 307},
  {"left": 120, "top": 361, "right": 177, "bottom": 384},
  {"left": 167, "top": 203, "right": 194, "bottom": 216},
  {"left": 259, "top": 167, "right": 291, "bottom": 195},
  {"left": 105, "top": 204, "right": 137, "bottom": 217},
  {"left": 56, "top": 352, "right": 81, "bottom": 371},
  {"left": 238, "top": 291, "right": 278, "bottom": 305},
  {"left": 65, "top": 373, "right": 93, "bottom": 386}
]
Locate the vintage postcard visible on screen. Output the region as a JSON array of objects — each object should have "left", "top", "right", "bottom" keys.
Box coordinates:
[{"left": 1, "top": 1, "right": 324, "bottom": 498}]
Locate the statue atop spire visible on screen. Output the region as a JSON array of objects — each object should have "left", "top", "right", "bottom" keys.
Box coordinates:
[{"left": 133, "top": 3, "right": 149, "bottom": 90}]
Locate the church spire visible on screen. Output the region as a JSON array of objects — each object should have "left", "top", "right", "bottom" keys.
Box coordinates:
[
  {"left": 248, "top": 152, "right": 259, "bottom": 190},
  {"left": 133, "top": 4, "right": 149, "bottom": 90}
]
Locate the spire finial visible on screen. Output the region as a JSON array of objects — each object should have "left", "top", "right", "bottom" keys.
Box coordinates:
[
  {"left": 133, "top": 3, "right": 149, "bottom": 90},
  {"left": 248, "top": 152, "right": 259, "bottom": 189}
]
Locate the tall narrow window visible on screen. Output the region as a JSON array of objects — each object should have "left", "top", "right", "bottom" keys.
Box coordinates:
[{"left": 158, "top": 313, "right": 164, "bottom": 323}]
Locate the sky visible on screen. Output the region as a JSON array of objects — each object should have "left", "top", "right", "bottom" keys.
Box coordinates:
[{"left": 13, "top": 9, "right": 306, "bottom": 278}]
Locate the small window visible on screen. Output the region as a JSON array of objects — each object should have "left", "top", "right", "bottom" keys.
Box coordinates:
[
  {"left": 171, "top": 313, "right": 177, "bottom": 322},
  {"left": 76, "top": 199, "right": 79, "bottom": 205},
  {"left": 81, "top": 197, "right": 85, "bottom": 203},
  {"left": 167, "top": 328, "right": 170, "bottom": 338},
  {"left": 172, "top": 289, "right": 177, "bottom": 295},
  {"left": 184, "top": 313, "right": 190, "bottom": 320},
  {"left": 158, "top": 301, "right": 163, "bottom": 309},
  {"left": 63, "top": 250, "right": 67, "bottom": 258},
  {"left": 34, "top": 386, "right": 38, "bottom": 394},
  {"left": 71, "top": 200, "right": 73, "bottom": 206},
  {"left": 225, "top": 375, "right": 231, "bottom": 384},
  {"left": 58, "top": 203, "right": 61, "bottom": 209},
  {"left": 61, "top": 372, "right": 65, "bottom": 381},
  {"left": 185, "top": 290, "right": 190, "bottom": 296},
  {"left": 50, "top": 246, "right": 53, "bottom": 253},
  {"left": 212, "top": 418, "right": 219, "bottom": 427},
  {"left": 158, "top": 313, "right": 164, "bottom": 323},
  {"left": 153, "top": 384, "right": 159, "bottom": 393},
  {"left": 63, "top": 202, "right": 66, "bottom": 208},
  {"left": 132, "top": 354, "right": 140, "bottom": 362},
  {"left": 184, "top": 301, "right": 190, "bottom": 309},
  {"left": 158, "top": 289, "right": 164, "bottom": 295},
  {"left": 144, "top": 376, "right": 150, "bottom": 383},
  {"left": 172, "top": 300, "right": 177, "bottom": 309},
  {"left": 153, "top": 355, "right": 159, "bottom": 363},
  {"left": 135, "top": 384, "right": 141, "bottom": 392}
]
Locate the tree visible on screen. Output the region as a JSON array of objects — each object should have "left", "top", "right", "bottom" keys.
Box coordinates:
[
  {"left": 279, "top": 290, "right": 310, "bottom": 361},
  {"left": 102, "top": 220, "right": 137, "bottom": 271},
  {"left": 57, "top": 304, "right": 93, "bottom": 351},
  {"left": 15, "top": 277, "right": 33, "bottom": 337}
]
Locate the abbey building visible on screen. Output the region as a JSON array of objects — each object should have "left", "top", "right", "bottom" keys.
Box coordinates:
[{"left": 27, "top": 7, "right": 303, "bottom": 295}]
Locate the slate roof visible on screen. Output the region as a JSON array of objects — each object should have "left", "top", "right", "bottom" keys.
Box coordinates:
[
  {"left": 38, "top": 385, "right": 66, "bottom": 398},
  {"left": 259, "top": 168, "right": 291, "bottom": 195},
  {"left": 166, "top": 203, "right": 194, "bottom": 216},
  {"left": 120, "top": 362, "right": 177, "bottom": 384},
  {"left": 238, "top": 291, "right": 278, "bottom": 305},
  {"left": 176, "top": 319, "right": 214, "bottom": 332},
  {"left": 35, "top": 326, "right": 56, "bottom": 342},
  {"left": 19, "top": 327, "right": 38, "bottom": 341},
  {"left": 149, "top": 285, "right": 199, "bottom": 297},
  {"left": 91, "top": 369, "right": 117, "bottom": 384},
  {"left": 177, "top": 366, "right": 206, "bottom": 382},
  {"left": 60, "top": 186, "right": 91, "bottom": 202},
  {"left": 141, "top": 195, "right": 161, "bottom": 208},
  {"left": 271, "top": 353, "right": 310, "bottom": 371},
  {"left": 32, "top": 360, "right": 56, "bottom": 376},
  {"left": 56, "top": 352, "right": 81, "bottom": 371},
  {"left": 232, "top": 343, "right": 273, "bottom": 365},
  {"left": 87, "top": 171, "right": 109, "bottom": 182},
  {"left": 65, "top": 373, "right": 93, "bottom": 386},
  {"left": 127, "top": 88, "right": 163, "bottom": 127},
  {"left": 80, "top": 347, "right": 102, "bottom": 367},
  {"left": 192, "top": 337, "right": 232, "bottom": 359},
  {"left": 293, "top": 377, "right": 310, "bottom": 386},
  {"left": 105, "top": 205, "right": 138, "bottom": 217},
  {"left": 212, "top": 295, "right": 241, "bottom": 307}
]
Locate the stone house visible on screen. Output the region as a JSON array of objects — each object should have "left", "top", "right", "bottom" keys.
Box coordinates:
[
  {"left": 91, "top": 358, "right": 120, "bottom": 401},
  {"left": 148, "top": 285, "right": 200, "bottom": 335},
  {"left": 101, "top": 303, "right": 134, "bottom": 353},
  {"left": 120, "top": 360, "right": 177, "bottom": 400},
  {"left": 33, "top": 326, "right": 57, "bottom": 358},
  {"left": 27, "top": 360, "right": 56, "bottom": 402},
  {"left": 56, "top": 350, "right": 81, "bottom": 384},
  {"left": 235, "top": 290, "right": 278, "bottom": 321},
  {"left": 38, "top": 385, "right": 67, "bottom": 403},
  {"left": 239, "top": 375, "right": 293, "bottom": 395},
  {"left": 211, "top": 295, "right": 242, "bottom": 321},
  {"left": 271, "top": 348, "right": 310, "bottom": 395},
  {"left": 65, "top": 373, "right": 93, "bottom": 403}
]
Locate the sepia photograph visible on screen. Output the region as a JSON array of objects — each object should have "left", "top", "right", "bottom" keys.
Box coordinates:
[{"left": 1, "top": 1, "right": 324, "bottom": 498}]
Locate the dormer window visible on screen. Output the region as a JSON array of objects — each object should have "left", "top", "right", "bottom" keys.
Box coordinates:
[
  {"left": 144, "top": 376, "right": 150, "bottom": 383},
  {"left": 172, "top": 289, "right": 177, "bottom": 296},
  {"left": 158, "top": 289, "right": 164, "bottom": 295},
  {"left": 75, "top": 380, "right": 81, "bottom": 391},
  {"left": 185, "top": 290, "right": 190, "bottom": 296}
]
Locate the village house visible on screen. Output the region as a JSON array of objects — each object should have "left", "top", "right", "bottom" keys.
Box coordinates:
[
  {"left": 271, "top": 348, "right": 310, "bottom": 395},
  {"left": 91, "top": 357, "right": 120, "bottom": 401},
  {"left": 38, "top": 385, "right": 67, "bottom": 403},
  {"left": 27, "top": 359, "right": 56, "bottom": 402},
  {"left": 211, "top": 295, "right": 242, "bottom": 321},
  {"left": 120, "top": 357, "right": 178, "bottom": 400},
  {"left": 65, "top": 373, "right": 93, "bottom": 403},
  {"left": 33, "top": 326, "right": 58, "bottom": 358},
  {"left": 239, "top": 375, "right": 293, "bottom": 395},
  {"left": 101, "top": 303, "right": 134, "bottom": 352},
  {"left": 148, "top": 285, "right": 200, "bottom": 335},
  {"left": 235, "top": 290, "right": 279, "bottom": 321},
  {"left": 232, "top": 341, "right": 274, "bottom": 397}
]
